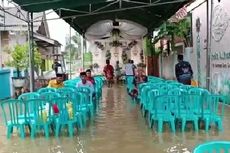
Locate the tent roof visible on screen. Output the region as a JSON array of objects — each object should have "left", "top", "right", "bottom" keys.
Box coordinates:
[{"left": 12, "top": 0, "right": 189, "bottom": 35}]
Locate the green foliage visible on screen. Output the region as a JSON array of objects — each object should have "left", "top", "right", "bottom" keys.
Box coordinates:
[
  {"left": 5, "top": 44, "right": 42, "bottom": 70},
  {"left": 65, "top": 32, "right": 82, "bottom": 61},
  {"left": 153, "top": 18, "right": 192, "bottom": 47},
  {"left": 143, "top": 37, "right": 160, "bottom": 56}
]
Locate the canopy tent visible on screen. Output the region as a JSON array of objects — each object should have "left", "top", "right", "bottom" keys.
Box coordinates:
[
  {"left": 12, "top": 0, "right": 190, "bottom": 35},
  {"left": 85, "top": 19, "right": 148, "bottom": 40},
  {"left": 10, "top": 0, "right": 190, "bottom": 91}
]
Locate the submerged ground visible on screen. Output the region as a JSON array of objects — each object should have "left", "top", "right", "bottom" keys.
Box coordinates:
[{"left": 0, "top": 85, "right": 229, "bottom": 153}]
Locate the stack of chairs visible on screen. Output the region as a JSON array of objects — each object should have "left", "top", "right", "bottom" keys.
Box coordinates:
[
  {"left": 136, "top": 76, "right": 226, "bottom": 133},
  {"left": 0, "top": 76, "right": 105, "bottom": 139}
]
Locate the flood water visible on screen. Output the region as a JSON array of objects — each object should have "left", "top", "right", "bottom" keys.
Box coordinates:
[{"left": 0, "top": 85, "right": 230, "bottom": 153}]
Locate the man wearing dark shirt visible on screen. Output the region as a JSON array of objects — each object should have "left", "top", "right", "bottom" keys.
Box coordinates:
[
  {"left": 52, "top": 59, "right": 61, "bottom": 75},
  {"left": 175, "top": 55, "right": 193, "bottom": 85}
]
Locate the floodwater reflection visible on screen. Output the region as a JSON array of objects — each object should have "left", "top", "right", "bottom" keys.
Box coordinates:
[{"left": 0, "top": 85, "right": 229, "bottom": 153}]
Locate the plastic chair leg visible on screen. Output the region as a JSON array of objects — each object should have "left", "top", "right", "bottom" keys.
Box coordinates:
[
  {"left": 194, "top": 120, "right": 199, "bottom": 132},
  {"left": 7, "top": 126, "right": 13, "bottom": 139},
  {"left": 30, "top": 124, "right": 36, "bottom": 139},
  {"left": 170, "top": 120, "right": 176, "bottom": 133},
  {"left": 19, "top": 125, "right": 25, "bottom": 139},
  {"left": 77, "top": 115, "right": 83, "bottom": 129},
  {"left": 217, "top": 120, "right": 223, "bottom": 131},
  {"left": 158, "top": 120, "right": 163, "bottom": 133},
  {"left": 55, "top": 124, "right": 61, "bottom": 137},
  {"left": 44, "top": 125, "right": 49, "bottom": 138},
  {"left": 182, "top": 119, "right": 186, "bottom": 132},
  {"left": 205, "top": 119, "right": 210, "bottom": 132},
  {"left": 68, "top": 123, "right": 74, "bottom": 137}
]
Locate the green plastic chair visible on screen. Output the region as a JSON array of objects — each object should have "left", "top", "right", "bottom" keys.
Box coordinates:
[
  {"left": 178, "top": 94, "right": 201, "bottom": 132},
  {"left": 76, "top": 87, "right": 94, "bottom": 118},
  {"left": 57, "top": 87, "right": 75, "bottom": 98},
  {"left": 147, "top": 89, "right": 160, "bottom": 128},
  {"left": 150, "top": 95, "right": 176, "bottom": 133},
  {"left": 39, "top": 92, "right": 60, "bottom": 105},
  {"left": 18, "top": 92, "right": 40, "bottom": 100},
  {"left": 140, "top": 85, "right": 153, "bottom": 116},
  {"left": 25, "top": 99, "right": 52, "bottom": 139},
  {"left": 1, "top": 99, "right": 27, "bottom": 139},
  {"left": 52, "top": 97, "right": 78, "bottom": 137},
  {"left": 193, "top": 141, "right": 230, "bottom": 153},
  {"left": 202, "top": 95, "right": 226, "bottom": 132},
  {"left": 37, "top": 88, "right": 56, "bottom": 93}
]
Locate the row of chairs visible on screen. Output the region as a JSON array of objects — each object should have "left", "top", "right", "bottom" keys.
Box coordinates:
[
  {"left": 126, "top": 76, "right": 226, "bottom": 133},
  {"left": 0, "top": 76, "right": 105, "bottom": 139}
]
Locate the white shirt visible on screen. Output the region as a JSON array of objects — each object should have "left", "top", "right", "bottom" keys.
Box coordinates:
[
  {"left": 76, "top": 80, "right": 94, "bottom": 93},
  {"left": 125, "top": 63, "right": 134, "bottom": 75}
]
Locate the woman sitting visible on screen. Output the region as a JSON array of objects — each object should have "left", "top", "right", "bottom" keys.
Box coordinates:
[{"left": 129, "top": 69, "right": 147, "bottom": 99}]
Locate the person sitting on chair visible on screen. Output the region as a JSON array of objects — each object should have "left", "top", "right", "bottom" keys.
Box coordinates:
[
  {"left": 48, "top": 74, "right": 64, "bottom": 88},
  {"left": 86, "top": 69, "right": 95, "bottom": 85},
  {"left": 129, "top": 69, "right": 147, "bottom": 99},
  {"left": 76, "top": 72, "right": 94, "bottom": 94}
]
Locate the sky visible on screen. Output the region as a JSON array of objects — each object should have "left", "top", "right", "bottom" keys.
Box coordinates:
[
  {"left": 46, "top": 11, "right": 76, "bottom": 51},
  {"left": 0, "top": 0, "right": 76, "bottom": 51}
]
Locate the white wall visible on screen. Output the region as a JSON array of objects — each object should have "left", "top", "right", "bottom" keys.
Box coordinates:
[
  {"left": 160, "top": 53, "right": 178, "bottom": 80},
  {"left": 190, "top": 0, "right": 230, "bottom": 94},
  {"left": 191, "top": 1, "right": 207, "bottom": 88},
  {"left": 90, "top": 40, "right": 143, "bottom": 74}
]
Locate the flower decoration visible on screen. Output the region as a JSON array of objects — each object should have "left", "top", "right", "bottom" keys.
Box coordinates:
[
  {"left": 105, "top": 50, "right": 111, "bottom": 60},
  {"left": 122, "top": 50, "right": 128, "bottom": 64},
  {"left": 95, "top": 41, "right": 105, "bottom": 50},
  {"left": 109, "top": 40, "right": 122, "bottom": 47}
]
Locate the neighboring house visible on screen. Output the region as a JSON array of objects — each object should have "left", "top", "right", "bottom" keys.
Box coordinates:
[{"left": 0, "top": 7, "right": 61, "bottom": 72}]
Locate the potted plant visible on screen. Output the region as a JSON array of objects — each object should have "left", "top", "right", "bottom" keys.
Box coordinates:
[{"left": 6, "top": 44, "right": 42, "bottom": 88}]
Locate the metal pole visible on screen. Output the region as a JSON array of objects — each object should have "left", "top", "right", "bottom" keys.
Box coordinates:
[
  {"left": 0, "top": 29, "right": 2, "bottom": 69},
  {"left": 28, "top": 12, "right": 35, "bottom": 92},
  {"left": 206, "top": 0, "right": 213, "bottom": 91},
  {"left": 69, "top": 25, "right": 72, "bottom": 79}
]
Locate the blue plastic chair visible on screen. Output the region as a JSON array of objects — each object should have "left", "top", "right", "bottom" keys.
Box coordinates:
[
  {"left": 40, "top": 92, "right": 60, "bottom": 102},
  {"left": 1, "top": 99, "right": 27, "bottom": 139},
  {"left": 57, "top": 87, "right": 75, "bottom": 98},
  {"left": 18, "top": 92, "right": 40, "bottom": 100},
  {"left": 202, "top": 95, "right": 226, "bottom": 132},
  {"left": 147, "top": 89, "right": 160, "bottom": 128},
  {"left": 150, "top": 95, "right": 176, "bottom": 133},
  {"left": 37, "top": 88, "right": 56, "bottom": 93},
  {"left": 25, "top": 99, "right": 52, "bottom": 139},
  {"left": 193, "top": 141, "right": 230, "bottom": 153},
  {"left": 52, "top": 97, "right": 78, "bottom": 137},
  {"left": 178, "top": 94, "right": 201, "bottom": 132}
]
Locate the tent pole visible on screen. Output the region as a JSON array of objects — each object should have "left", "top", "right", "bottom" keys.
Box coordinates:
[
  {"left": 28, "top": 12, "right": 35, "bottom": 92},
  {"left": 206, "top": 0, "right": 213, "bottom": 91},
  {"left": 69, "top": 25, "right": 72, "bottom": 79}
]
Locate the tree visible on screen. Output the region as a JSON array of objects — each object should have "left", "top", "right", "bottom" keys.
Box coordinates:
[
  {"left": 5, "top": 43, "right": 42, "bottom": 77},
  {"left": 153, "top": 18, "right": 192, "bottom": 49},
  {"left": 65, "top": 32, "right": 82, "bottom": 61}
]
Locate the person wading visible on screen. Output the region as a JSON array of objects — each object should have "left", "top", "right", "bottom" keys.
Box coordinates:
[{"left": 175, "top": 54, "right": 193, "bottom": 85}]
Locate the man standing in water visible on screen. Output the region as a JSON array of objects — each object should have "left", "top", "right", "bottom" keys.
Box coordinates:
[
  {"left": 52, "top": 59, "right": 61, "bottom": 75},
  {"left": 175, "top": 54, "right": 193, "bottom": 85},
  {"left": 103, "top": 60, "right": 114, "bottom": 88}
]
